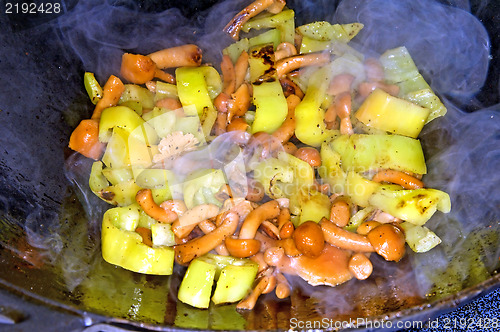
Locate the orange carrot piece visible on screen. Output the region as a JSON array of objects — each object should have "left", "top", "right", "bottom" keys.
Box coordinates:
[
  {"left": 120, "top": 53, "right": 156, "bottom": 84},
  {"left": 68, "top": 119, "right": 105, "bottom": 160},
  {"left": 91, "top": 75, "right": 125, "bottom": 120},
  {"left": 372, "top": 169, "right": 424, "bottom": 189}
]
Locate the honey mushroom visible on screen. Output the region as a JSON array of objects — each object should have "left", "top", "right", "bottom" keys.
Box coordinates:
[
  {"left": 329, "top": 198, "right": 351, "bottom": 228},
  {"left": 239, "top": 200, "right": 281, "bottom": 239},
  {"left": 356, "top": 220, "right": 382, "bottom": 236},
  {"left": 224, "top": 0, "right": 286, "bottom": 40},
  {"left": 270, "top": 94, "right": 300, "bottom": 146},
  {"left": 171, "top": 204, "right": 220, "bottom": 239},
  {"left": 293, "top": 147, "right": 321, "bottom": 168},
  {"left": 348, "top": 253, "right": 373, "bottom": 280},
  {"left": 320, "top": 218, "right": 375, "bottom": 252},
  {"left": 275, "top": 53, "right": 331, "bottom": 78},
  {"left": 198, "top": 219, "right": 230, "bottom": 256},
  {"left": 121, "top": 44, "right": 202, "bottom": 85},
  {"left": 225, "top": 237, "right": 262, "bottom": 258},
  {"left": 175, "top": 212, "right": 239, "bottom": 264},
  {"left": 275, "top": 272, "right": 291, "bottom": 299},
  {"left": 366, "top": 223, "right": 406, "bottom": 262},
  {"left": 135, "top": 189, "right": 178, "bottom": 223},
  {"left": 292, "top": 221, "right": 325, "bottom": 258}
]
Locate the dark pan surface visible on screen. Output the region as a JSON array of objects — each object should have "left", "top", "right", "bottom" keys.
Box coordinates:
[{"left": 0, "top": 0, "right": 499, "bottom": 330}]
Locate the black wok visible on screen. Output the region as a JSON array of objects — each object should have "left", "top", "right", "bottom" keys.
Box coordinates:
[{"left": 0, "top": 0, "right": 499, "bottom": 330}]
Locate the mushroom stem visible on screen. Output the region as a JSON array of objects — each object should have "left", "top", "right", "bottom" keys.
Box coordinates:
[
  {"left": 224, "top": 0, "right": 279, "bottom": 40},
  {"left": 320, "top": 218, "right": 375, "bottom": 252},
  {"left": 175, "top": 212, "right": 239, "bottom": 264},
  {"left": 275, "top": 53, "right": 330, "bottom": 78},
  {"left": 239, "top": 200, "right": 281, "bottom": 239}
]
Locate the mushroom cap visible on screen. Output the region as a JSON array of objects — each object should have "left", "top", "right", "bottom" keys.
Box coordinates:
[{"left": 291, "top": 243, "right": 352, "bottom": 286}]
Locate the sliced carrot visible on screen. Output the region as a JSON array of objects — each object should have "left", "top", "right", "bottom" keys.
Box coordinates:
[
  {"left": 120, "top": 53, "right": 156, "bottom": 84},
  {"left": 91, "top": 75, "right": 125, "bottom": 120},
  {"left": 68, "top": 119, "right": 105, "bottom": 160},
  {"left": 372, "top": 169, "right": 424, "bottom": 189}
]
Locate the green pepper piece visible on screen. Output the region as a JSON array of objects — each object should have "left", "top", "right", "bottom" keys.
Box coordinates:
[
  {"left": 98, "top": 180, "right": 142, "bottom": 206},
  {"left": 379, "top": 46, "right": 421, "bottom": 84},
  {"left": 151, "top": 187, "right": 173, "bottom": 205},
  {"left": 331, "top": 134, "right": 427, "bottom": 174},
  {"left": 102, "top": 126, "right": 130, "bottom": 168},
  {"left": 243, "top": 10, "right": 295, "bottom": 44},
  {"left": 242, "top": 9, "right": 294, "bottom": 33},
  {"left": 223, "top": 38, "right": 250, "bottom": 64},
  {"left": 344, "top": 171, "right": 402, "bottom": 208},
  {"left": 294, "top": 66, "right": 336, "bottom": 147},
  {"left": 146, "top": 107, "right": 177, "bottom": 138},
  {"left": 253, "top": 157, "right": 294, "bottom": 199},
  {"left": 101, "top": 206, "right": 174, "bottom": 275},
  {"left": 135, "top": 168, "right": 175, "bottom": 190},
  {"left": 153, "top": 81, "right": 178, "bottom": 103},
  {"left": 174, "top": 115, "right": 206, "bottom": 144},
  {"left": 297, "top": 21, "right": 363, "bottom": 42},
  {"left": 176, "top": 67, "right": 218, "bottom": 137},
  {"left": 248, "top": 44, "right": 276, "bottom": 83},
  {"left": 119, "top": 100, "right": 143, "bottom": 115},
  {"left": 138, "top": 209, "right": 157, "bottom": 229},
  {"left": 151, "top": 223, "right": 176, "bottom": 247},
  {"left": 248, "top": 28, "right": 281, "bottom": 49},
  {"left": 379, "top": 46, "right": 447, "bottom": 123},
  {"left": 355, "top": 89, "right": 431, "bottom": 138},
  {"left": 198, "top": 66, "right": 223, "bottom": 100},
  {"left": 212, "top": 260, "right": 258, "bottom": 305},
  {"left": 182, "top": 169, "right": 227, "bottom": 209},
  {"left": 291, "top": 188, "right": 331, "bottom": 225},
  {"left": 318, "top": 140, "right": 345, "bottom": 193},
  {"left": 178, "top": 254, "right": 258, "bottom": 308},
  {"left": 177, "top": 258, "right": 217, "bottom": 309},
  {"left": 369, "top": 187, "right": 451, "bottom": 226},
  {"left": 344, "top": 206, "right": 376, "bottom": 232},
  {"left": 405, "top": 89, "right": 447, "bottom": 124},
  {"left": 101, "top": 167, "right": 134, "bottom": 185},
  {"left": 84, "top": 72, "right": 103, "bottom": 105},
  {"left": 89, "top": 161, "right": 109, "bottom": 194},
  {"left": 176, "top": 67, "right": 213, "bottom": 117},
  {"left": 399, "top": 221, "right": 441, "bottom": 253},
  {"left": 106, "top": 203, "right": 140, "bottom": 231},
  {"left": 278, "top": 151, "right": 315, "bottom": 187},
  {"left": 251, "top": 81, "right": 287, "bottom": 133},
  {"left": 99, "top": 106, "right": 158, "bottom": 144},
  {"left": 396, "top": 74, "right": 430, "bottom": 96},
  {"left": 119, "top": 84, "right": 155, "bottom": 110}
]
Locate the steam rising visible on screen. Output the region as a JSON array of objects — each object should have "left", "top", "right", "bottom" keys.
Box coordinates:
[
  {"left": 334, "top": 0, "right": 490, "bottom": 98},
  {"left": 46, "top": 0, "right": 500, "bottom": 323}
]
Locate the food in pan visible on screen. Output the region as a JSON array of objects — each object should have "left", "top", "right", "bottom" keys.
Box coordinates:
[{"left": 68, "top": 0, "right": 451, "bottom": 310}]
